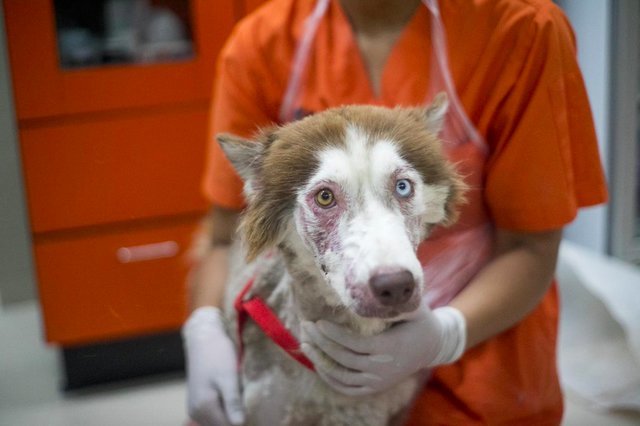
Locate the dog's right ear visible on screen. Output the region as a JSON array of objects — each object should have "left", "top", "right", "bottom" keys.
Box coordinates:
[
  {"left": 216, "top": 133, "right": 265, "bottom": 183},
  {"left": 424, "top": 92, "right": 449, "bottom": 135}
]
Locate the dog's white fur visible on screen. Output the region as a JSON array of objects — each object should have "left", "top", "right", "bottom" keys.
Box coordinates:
[{"left": 214, "top": 96, "right": 463, "bottom": 425}]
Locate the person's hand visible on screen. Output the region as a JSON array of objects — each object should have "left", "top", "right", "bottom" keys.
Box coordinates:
[
  {"left": 182, "top": 307, "right": 245, "bottom": 426},
  {"left": 300, "top": 304, "right": 466, "bottom": 396}
]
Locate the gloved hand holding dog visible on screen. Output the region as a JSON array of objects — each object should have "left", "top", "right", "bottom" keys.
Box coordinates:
[
  {"left": 300, "top": 304, "right": 466, "bottom": 397},
  {"left": 182, "top": 307, "right": 245, "bottom": 426}
]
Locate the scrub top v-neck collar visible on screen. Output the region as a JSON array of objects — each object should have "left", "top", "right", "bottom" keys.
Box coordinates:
[
  {"left": 330, "top": 0, "right": 430, "bottom": 103},
  {"left": 320, "top": 0, "right": 432, "bottom": 107}
]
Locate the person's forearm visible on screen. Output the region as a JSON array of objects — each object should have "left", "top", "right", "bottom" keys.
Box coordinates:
[
  {"left": 187, "top": 206, "right": 240, "bottom": 312},
  {"left": 188, "top": 246, "right": 231, "bottom": 310},
  {"left": 449, "top": 228, "right": 562, "bottom": 349}
]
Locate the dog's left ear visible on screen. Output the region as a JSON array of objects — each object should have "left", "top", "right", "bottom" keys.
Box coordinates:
[
  {"left": 440, "top": 171, "right": 467, "bottom": 227},
  {"left": 424, "top": 92, "right": 449, "bottom": 134},
  {"left": 217, "top": 130, "right": 286, "bottom": 261},
  {"left": 216, "top": 133, "right": 265, "bottom": 183}
]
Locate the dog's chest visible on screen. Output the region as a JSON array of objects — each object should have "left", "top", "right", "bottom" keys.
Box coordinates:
[
  {"left": 227, "top": 256, "right": 420, "bottom": 426},
  {"left": 241, "top": 339, "right": 420, "bottom": 426}
]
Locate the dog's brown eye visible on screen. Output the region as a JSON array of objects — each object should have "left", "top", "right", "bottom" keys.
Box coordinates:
[{"left": 315, "top": 189, "right": 335, "bottom": 208}]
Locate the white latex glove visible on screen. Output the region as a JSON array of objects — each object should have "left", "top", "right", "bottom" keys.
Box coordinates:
[
  {"left": 300, "top": 304, "right": 466, "bottom": 396},
  {"left": 182, "top": 307, "right": 245, "bottom": 426}
]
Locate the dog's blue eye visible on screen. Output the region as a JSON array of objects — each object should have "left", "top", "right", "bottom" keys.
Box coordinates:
[{"left": 395, "top": 179, "right": 413, "bottom": 198}]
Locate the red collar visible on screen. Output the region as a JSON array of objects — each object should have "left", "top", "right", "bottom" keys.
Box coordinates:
[{"left": 234, "top": 276, "right": 315, "bottom": 371}]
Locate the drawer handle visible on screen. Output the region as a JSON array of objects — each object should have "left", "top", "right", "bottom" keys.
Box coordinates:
[{"left": 116, "top": 241, "right": 179, "bottom": 263}]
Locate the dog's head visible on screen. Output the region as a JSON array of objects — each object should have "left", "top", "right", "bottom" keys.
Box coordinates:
[{"left": 218, "top": 95, "right": 465, "bottom": 320}]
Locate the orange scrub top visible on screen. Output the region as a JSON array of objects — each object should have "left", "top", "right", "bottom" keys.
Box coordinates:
[{"left": 202, "top": 0, "right": 608, "bottom": 424}]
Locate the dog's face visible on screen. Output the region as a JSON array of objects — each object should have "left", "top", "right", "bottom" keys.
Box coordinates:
[{"left": 218, "top": 95, "right": 465, "bottom": 320}]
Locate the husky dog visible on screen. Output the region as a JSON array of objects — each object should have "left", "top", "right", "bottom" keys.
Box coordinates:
[{"left": 216, "top": 95, "right": 465, "bottom": 426}]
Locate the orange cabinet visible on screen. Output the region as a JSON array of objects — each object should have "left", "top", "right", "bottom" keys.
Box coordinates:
[
  {"left": 4, "top": 0, "right": 235, "bottom": 119},
  {"left": 20, "top": 106, "right": 209, "bottom": 233},
  {"left": 35, "top": 217, "right": 198, "bottom": 346},
  {"left": 4, "top": 0, "right": 244, "bottom": 386}
]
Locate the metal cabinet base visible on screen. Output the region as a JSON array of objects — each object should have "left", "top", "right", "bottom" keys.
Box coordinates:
[{"left": 62, "top": 330, "right": 184, "bottom": 390}]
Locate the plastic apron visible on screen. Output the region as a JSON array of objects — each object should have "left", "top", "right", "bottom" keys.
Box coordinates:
[{"left": 279, "top": 0, "right": 494, "bottom": 309}]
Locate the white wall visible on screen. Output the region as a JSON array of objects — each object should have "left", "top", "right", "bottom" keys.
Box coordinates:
[
  {"left": 0, "top": 0, "right": 37, "bottom": 304},
  {"left": 557, "top": 0, "right": 612, "bottom": 254}
]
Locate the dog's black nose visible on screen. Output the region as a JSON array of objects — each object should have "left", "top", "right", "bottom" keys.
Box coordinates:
[{"left": 369, "top": 270, "right": 415, "bottom": 306}]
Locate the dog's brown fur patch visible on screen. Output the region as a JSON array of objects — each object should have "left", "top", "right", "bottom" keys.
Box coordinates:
[
  {"left": 337, "top": 106, "right": 467, "bottom": 225},
  {"left": 220, "top": 105, "right": 465, "bottom": 260}
]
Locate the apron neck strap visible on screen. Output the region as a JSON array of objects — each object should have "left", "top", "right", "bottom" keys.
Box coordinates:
[
  {"left": 421, "top": 0, "right": 486, "bottom": 152},
  {"left": 279, "top": 0, "right": 331, "bottom": 123}
]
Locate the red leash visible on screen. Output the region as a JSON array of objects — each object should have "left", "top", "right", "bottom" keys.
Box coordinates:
[{"left": 234, "top": 277, "right": 315, "bottom": 371}]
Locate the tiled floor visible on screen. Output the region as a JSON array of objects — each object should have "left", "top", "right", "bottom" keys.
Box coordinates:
[
  {"left": 1, "top": 301, "right": 639, "bottom": 426},
  {"left": 0, "top": 302, "right": 186, "bottom": 426}
]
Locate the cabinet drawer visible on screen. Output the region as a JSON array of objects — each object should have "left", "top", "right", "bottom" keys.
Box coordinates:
[
  {"left": 21, "top": 107, "right": 209, "bottom": 234},
  {"left": 35, "top": 217, "right": 200, "bottom": 346}
]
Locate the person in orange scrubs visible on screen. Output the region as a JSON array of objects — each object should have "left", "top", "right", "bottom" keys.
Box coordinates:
[{"left": 182, "top": 0, "right": 608, "bottom": 425}]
